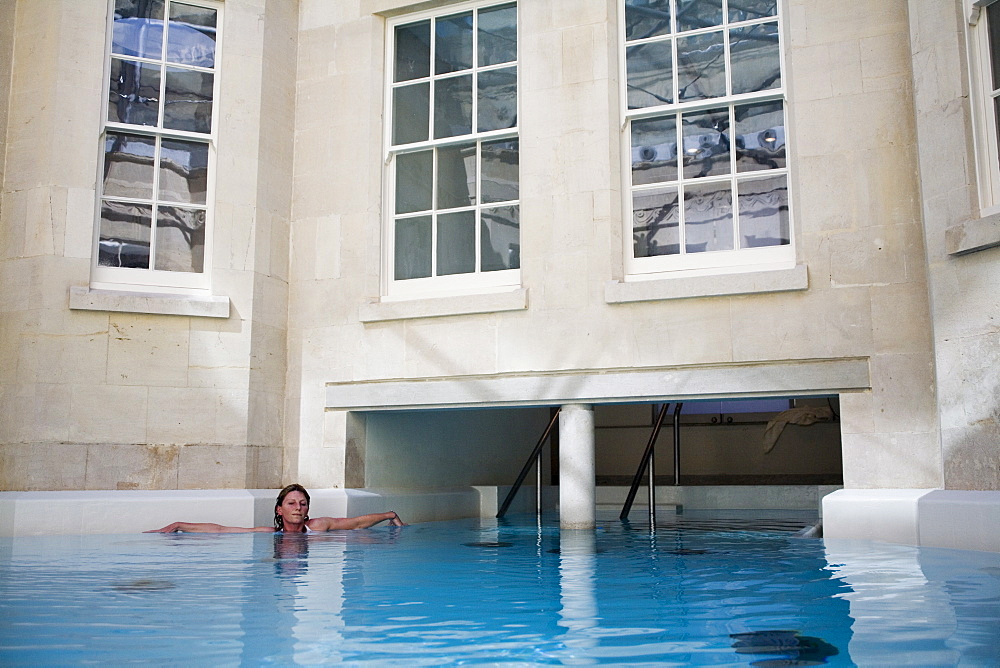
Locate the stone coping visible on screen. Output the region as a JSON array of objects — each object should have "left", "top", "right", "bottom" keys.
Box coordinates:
[
  {"left": 822, "top": 489, "right": 1000, "bottom": 553},
  {"left": 0, "top": 488, "right": 484, "bottom": 536}
]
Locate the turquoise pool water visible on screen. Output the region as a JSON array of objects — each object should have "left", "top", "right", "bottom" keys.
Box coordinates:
[{"left": 2, "top": 510, "right": 999, "bottom": 665}]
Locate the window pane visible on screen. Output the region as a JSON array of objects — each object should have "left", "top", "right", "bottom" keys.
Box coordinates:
[
  {"left": 735, "top": 100, "right": 785, "bottom": 172},
  {"left": 159, "top": 138, "right": 208, "bottom": 204},
  {"left": 730, "top": 22, "right": 780, "bottom": 95},
  {"left": 478, "top": 3, "right": 517, "bottom": 67},
  {"left": 108, "top": 59, "right": 161, "bottom": 127},
  {"left": 155, "top": 205, "right": 205, "bottom": 272},
  {"left": 631, "top": 116, "right": 678, "bottom": 185},
  {"left": 729, "top": 0, "right": 777, "bottom": 23},
  {"left": 437, "top": 143, "right": 477, "bottom": 209},
  {"left": 626, "top": 41, "right": 674, "bottom": 109},
  {"left": 437, "top": 210, "right": 476, "bottom": 275},
  {"left": 167, "top": 3, "right": 217, "bottom": 68},
  {"left": 478, "top": 66, "right": 517, "bottom": 132},
  {"left": 163, "top": 67, "right": 213, "bottom": 133},
  {"left": 392, "top": 82, "right": 430, "bottom": 145},
  {"left": 989, "top": 3, "right": 1000, "bottom": 92},
  {"left": 632, "top": 188, "right": 680, "bottom": 257},
  {"left": 103, "top": 132, "right": 156, "bottom": 199},
  {"left": 676, "top": 0, "right": 723, "bottom": 32},
  {"left": 112, "top": 0, "right": 165, "bottom": 58},
  {"left": 738, "top": 175, "right": 789, "bottom": 248},
  {"left": 625, "top": 0, "right": 672, "bottom": 41},
  {"left": 395, "top": 216, "right": 432, "bottom": 279},
  {"left": 99, "top": 201, "right": 152, "bottom": 268},
  {"left": 681, "top": 107, "right": 730, "bottom": 179},
  {"left": 395, "top": 21, "right": 430, "bottom": 82},
  {"left": 436, "top": 12, "right": 473, "bottom": 74},
  {"left": 434, "top": 74, "right": 473, "bottom": 139},
  {"left": 677, "top": 30, "right": 726, "bottom": 101},
  {"left": 482, "top": 139, "right": 518, "bottom": 203},
  {"left": 684, "top": 181, "right": 733, "bottom": 253},
  {"left": 395, "top": 150, "right": 433, "bottom": 214},
  {"left": 481, "top": 205, "right": 519, "bottom": 271}
]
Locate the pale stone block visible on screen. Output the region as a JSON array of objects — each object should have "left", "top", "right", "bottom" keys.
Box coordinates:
[
  {"left": 358, "top": 323, "right": 407, "bottom": 380},
  {"left": 860, "top": 31, "right": 911, "bottom": 91},
  {"left": 958, "top": 331, "right": 1000, "bottom": 426},
  {"left": 927, "top": 260, "right": 1000, "bottom": 340},
  {"left": 946, "top": 211, "right": 1000, "bottom": 255},
  {"left": 84, "top": 443, "right": 179, "bottom": 490},
  {"left": 247, "top": 389, "right": 283, "bottom": 448},
  {"left": 561, "top": 23, "right": 605, "bottom": 86},
  {"left": 0, "top": 442, "right": 88, "bottom": 491},
  {"left": 788, "top": 44, "right": 834, "bottom": 101},
  {"left": 403, "top": 317, "right": 499, "bottom": 378},
  {"left": 870, "top": 282, "right": 933, "bottom": 355},
  {"left": 146, "top": 386, "right": 246, "bottom": 445},
  {"left": 64, "top": 187, "right": 96, "bottom": 259},
  {"left": 629, "top": 299, "right": 735, "bottom": 367},
  {"left": 841, "top": 431, "right": 942, "bottom": 489},
  {"left": 22, "top": 187, "right": 55, "bottom": 258},
  {"left": 838, "top": 390, "right": 874, "bottom": 435},
  {"left": 1, "top": 382, "right": 74, "bottom": 443},
  {"left": 106, "top": 313, "right": 191, "bottom": 387},
  {"left": 69, "top": 287, "right": 230, "bottom": 319},
  {"left": 941, "top": 423, "right": 1000, "bottom": 491},
  {"left": 801, "top": 1, "right": 907, "bottom": 46},
  {"left": 933, "top": 339, "right": 967, "bottom": 431},
  {"left": 249, "top": 274, "right": 289, "bottom": 330},
  {"left": 188, "top": 316, "right": 251, "bottom": 389},
  {"left": 870, "top": 352, "right": 937, "bottom": 434},
  {"left": 178, "top": 445, "right": 249, "bottom": 489},
  {"left": 497, "top": 310, "right": 637, "bottom": 373},
  {"left": 211, "top": 201, "right": 256, "bottom": 272},
  {"left": 70, "top": 384, "right": 148, "bottom": 444},
  {"left": 827, "top": 40, "right": 864, "bottom": 97},
  {"left": 249, "top": 322, "right": 287, "bottom": 394},
  {"left": 295, "top": 446, "right": 344, "bottom": 489},
  {"left": 248, "top": 445, "right": 283, "bottom": 489},
  {"left": 829, "top": 229, "right": 874, "bottom": 287},
  {"left": 538, "top": 252, "right": 592, "bottom": 310},
  {"left": 731, "top": 286, "right": 873, "bottom": 361},
  {"left": 793, "top": 154, "right": 859, "bottom": 231}
]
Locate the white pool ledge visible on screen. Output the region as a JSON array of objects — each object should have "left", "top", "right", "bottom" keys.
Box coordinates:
[
  {"left": 823, "top": 489, "right": 1000, "bottom": 553},
  {"left": 0, "top": 488, "right": 489, "bottom": 536}
]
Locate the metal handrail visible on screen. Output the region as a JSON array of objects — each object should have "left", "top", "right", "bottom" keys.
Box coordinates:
[
  {"left": 620, "top": 403, "right": 670, "bottom": 520},
  {"left": 496, "top": 407, "right": 561, "bottom": 518},
  {"left": 672, "top": 402, "right": 683, "bottom": 485}
]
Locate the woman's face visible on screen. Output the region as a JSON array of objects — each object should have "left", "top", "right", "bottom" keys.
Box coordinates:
[{"left": 276, "top": 490, "right": 309, "bottom": 525}]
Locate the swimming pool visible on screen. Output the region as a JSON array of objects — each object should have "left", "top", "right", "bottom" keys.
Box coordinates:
[{"left": 2, "top": 510, "right": 999, "bottom": 665}]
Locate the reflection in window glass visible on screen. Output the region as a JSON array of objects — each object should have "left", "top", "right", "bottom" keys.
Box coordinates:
[
  {"left": 158, "top": 138, "right": 208, "bottom": 204},
  {"left": 108, "top": 59, "right": 161, "bottom": 127},
  {"left": 155, "top": 206, "right": 205, "bottom": 272},
  {"left": 395, "top": 216, "right": 432, "bottom": 280},
  {"left": 395, "top": 150, "right": 433, "bottom": 214},
  {"left": 434, "top": 74, "right": 473, "bottom": 139},
  {"left": 437, "top": 144, "right": 477, "bottom": 209},
  {"left": 481, "top": 206, "right": 519, "bottom": 271},
  {"left": 478, "top": 67, "right": 517, "bottom": 132},
  {"left": 478, "top": 3, "right": 517, "bottom": 66},
  {"left": 684, "top": 181, "right": 733, "bottom": 253},
  {"left": 626, "top": 42, "right": 674, "bottom": 109},
  {"left": 676, "top": 30, "right": 726, "bottom": 101},
  {"left": 104, "top": 132, "right": 156, "bottom": 199},
  {"left": 738, "top": 175, "right": 789, "bottom": 248},
  {"left": 625, "top": 0, "right": 672, "bottom": 41},
  {"left": 633, "top": 188, "right": 680, "bottom": 257},
  {"left": 435, "top": 12, "right": 473, "bottom": 74},
  {"left": 112, "top": 0, "right": 165, "bottom": 58},
  {"left": 438, "top": 211, "right": 476, "bottom": 275},
  {"left": 100, "top": 0, "right": 218, "bottom": 280},
  {"left": 624, "top": 0, "right": 789, "bottom": 271},
  {"left": 481, "top": 139, "right": 518, "bottom": 204},
  {"left": 389, "top": 3, "right": 519, "bottom": 287},
  {"left": 730, "top": 22, "right": 780, "bottom": 95},
  {"left": 99, "top": 201, "right": 152, "bottom": 268}
]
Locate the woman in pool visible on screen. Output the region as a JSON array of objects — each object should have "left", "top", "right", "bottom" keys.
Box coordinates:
[{"left": 146, "top": 484, "right": 406, "bottom": 533}]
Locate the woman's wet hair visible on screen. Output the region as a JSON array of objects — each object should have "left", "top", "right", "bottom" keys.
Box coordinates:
[{"left": 274, "top": 483, "right": 311, "bottom": 531}]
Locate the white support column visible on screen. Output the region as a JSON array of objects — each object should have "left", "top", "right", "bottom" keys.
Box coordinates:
[{"left": 559, "top": 404, "right": 596, "bottom": 530}]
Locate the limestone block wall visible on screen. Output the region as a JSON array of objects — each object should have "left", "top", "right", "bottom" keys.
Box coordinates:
[
  {"left": 0, "top": 0, "right": 294, "bottom": 491},
  {"left": 908, "top": 0, "right": 1000, "bottom": 491},
  {"left": 288, "top": 0, "right": 940, "bottom": 491}
]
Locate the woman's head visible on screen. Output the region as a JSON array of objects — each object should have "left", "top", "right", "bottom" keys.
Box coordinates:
[{"left": 274, "top": 484, "right": 311, "bottom": 531}]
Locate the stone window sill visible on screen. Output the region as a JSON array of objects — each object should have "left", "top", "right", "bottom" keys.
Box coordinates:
[
  {"left": 605, "top": 264, "right": 808, "bottom": 303},
  {"left": 359, "top": 287, "right": 528, "bottom": 322},
  {"left": 946, "top": 211, "right": 1000, "bottom": 255},
  {"left": 69, "top": 286, "right": 230, "bottom": 318}
]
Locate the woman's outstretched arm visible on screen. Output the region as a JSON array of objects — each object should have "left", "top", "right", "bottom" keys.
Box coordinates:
[
  {"left": 308, "top": 511, "right": 406, "bottom": 531},
  {"left": 145, "top": 522, "right": 274, "bottom": 533}
]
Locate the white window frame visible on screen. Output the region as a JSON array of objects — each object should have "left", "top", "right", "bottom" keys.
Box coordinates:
[
  {"left": 968, "top": 0, "right": 1000, "bottom": 217},
  {"left": 92, "top": 0, "right": 222, "bottom": 295},
  {"left": 382, "top": 0, "right": 520, "bottom": 301},
  {"left": 620, "top": 0, "right": 794, "bottom": 280}
]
